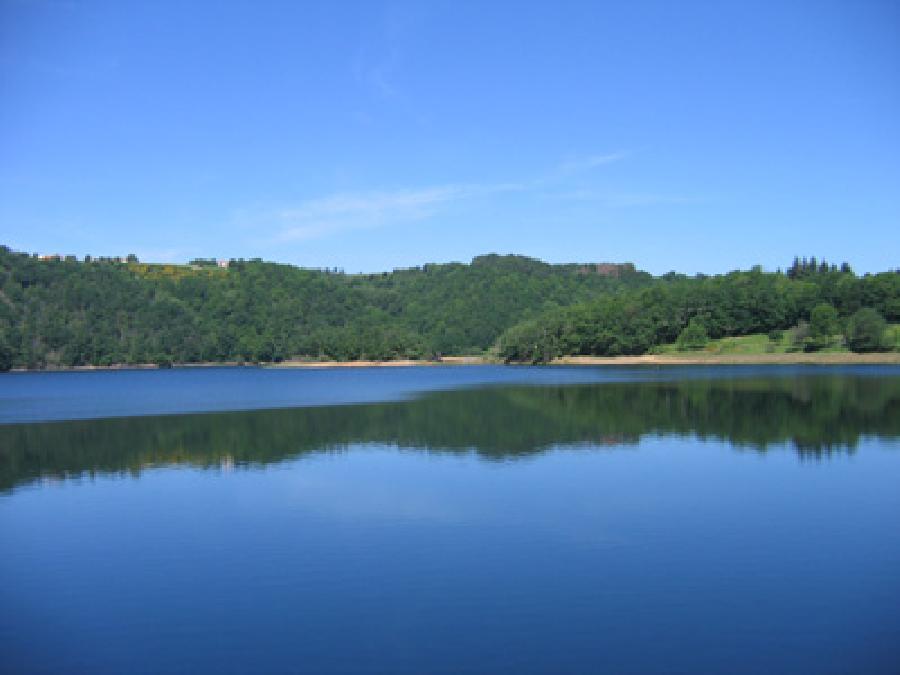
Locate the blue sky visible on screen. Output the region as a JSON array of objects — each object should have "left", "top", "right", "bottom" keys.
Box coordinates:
[{"left": 1, "top": 0, "right": 898, "bottom": 275}]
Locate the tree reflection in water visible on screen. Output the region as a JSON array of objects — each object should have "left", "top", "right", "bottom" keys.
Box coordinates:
[{"left": 1, "top": 374, "right": 897, "bottom": 491}]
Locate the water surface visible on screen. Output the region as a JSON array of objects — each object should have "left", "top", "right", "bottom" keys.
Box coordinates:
[{"left": 1, "top": 366, "right": 899, "bottom": 673}]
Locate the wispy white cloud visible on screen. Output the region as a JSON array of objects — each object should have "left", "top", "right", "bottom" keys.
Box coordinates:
[
  {"left": 556, "top": 152, "right": 628, "bottom": 174},
  {"left": 246, "top": 149, "right": 699, "bottom": 244},
  {"left": 270, "top": 183, "right": 522, "bottom": 242},
  {"left": 352, "top": 3, "right": 425, "bottom": 101},
  {"left": 544, "top": 190, "right": 704, "bottom": 207},
  {"left": 601, "top": 193, "right": 702, "bottom": 207},
  {"left": 354, "top": 44, "right": 402, "bottom": 99}
]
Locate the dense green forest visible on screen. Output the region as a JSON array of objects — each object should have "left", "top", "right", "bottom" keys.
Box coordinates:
[
  {"left": 3, "top": 376, "right": 897, "bottom": 491},
  {"left": 0, "top": 245, "right": 648, "bottom": 369},
  {"left": 0, "top": 245, "right": 896, "bottom": 370},
  {"left": 498, "top": 258, "right": 899, "bottom": 362}
]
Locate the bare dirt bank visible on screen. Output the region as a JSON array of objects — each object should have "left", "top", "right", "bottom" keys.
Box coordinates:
[
  {"left": 7, "top": 357, "right": 490, "bottom": 372},
  {"left": 270, "top": 356, "right": 488, "bottom": 368},
  {"left": 8, "top": 362, "right": 245, "bottom": 373}
]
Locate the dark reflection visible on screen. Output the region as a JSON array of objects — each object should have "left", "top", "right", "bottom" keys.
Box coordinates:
[{"left": 1, "top": 375, "right": 898, "bottom": 491}]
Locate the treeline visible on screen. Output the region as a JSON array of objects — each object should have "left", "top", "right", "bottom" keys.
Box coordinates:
[
  {"left": 498, "top": 262, "right": 899, "bottom": 362},
  {"left": 0, "top": 246, "right": 649, "bottom": 369},
  {"left": 1, "top": 245, "right": 897, "bottom": 370}
]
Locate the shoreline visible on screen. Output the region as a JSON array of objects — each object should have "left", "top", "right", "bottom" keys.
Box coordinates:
[
  {"left": 6, "top": 352, "right": 900, "bottom": 373},
  {"left": 7, "top": 361, "right": 246, "bottom": 373},
  {"left": 6, "top": 356, "right": 490, "bottom": 373},
  {"left": 550, "top": 353, "right": 900, "bottom": 366},
  {"left": 270, "top": 356, "right": 487, "bottom": 368}
]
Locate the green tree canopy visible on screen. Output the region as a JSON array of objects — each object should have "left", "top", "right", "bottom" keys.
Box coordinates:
[
  {"left": 0, "top": 246, "right": 651, "bottom": 369},
  {"left": 1, "top": 245, "right": 897, "bottom": 369},
  {"left": 807, "top": 303, "right": 841, "bottom": 350},
  {"left": 498, "top": 264, "right": 898, "bottom": 362},
  {"left": 845, "top": 308, "right": 887, "bottom": 352},
  {"left": 677, "top": 317, "right": 709, "bottom": 350}
]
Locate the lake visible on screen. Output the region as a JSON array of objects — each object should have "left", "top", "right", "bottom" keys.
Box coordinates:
[{"left": 1, "top": 365, "right": 899, "bottom": 673}]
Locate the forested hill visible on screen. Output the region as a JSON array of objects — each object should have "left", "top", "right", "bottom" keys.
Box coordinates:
[
  {"left": 1, "top": 246, "right": 896, "bottom": 370},
  {"left": 497, "top": 260, "right": 899, "bottom": 362},
  {"left": 0, "top": 246, "right": 650, "bottom": 369}
]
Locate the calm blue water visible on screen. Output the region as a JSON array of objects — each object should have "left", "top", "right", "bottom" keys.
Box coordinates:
[
  {"left": 1, "top": 365, "right": 899, "bottom": 673},
  {"left": 0, "top": 363, "right": 891, "bottom": 423}
]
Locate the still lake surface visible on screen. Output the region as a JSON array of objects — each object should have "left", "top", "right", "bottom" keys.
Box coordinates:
[{"left": 1, "top": 364, "right": 899, "bottom": 673}]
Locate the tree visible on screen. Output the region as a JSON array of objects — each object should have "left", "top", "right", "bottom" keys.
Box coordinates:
[
  {"left": 677, "top": 317, "right": 708, "bottom": 350},
  {"left": 0, "top": 331, "right": 13, "bottom": 372},
  {"left": 788, "top": 320, "right": 810, "bottom": 351},
  {"left": 807, "top": 303, "right": 840, "bottom": 350},
  {"left": 845, "top": 308, "right": 887, "bottom": 352}
]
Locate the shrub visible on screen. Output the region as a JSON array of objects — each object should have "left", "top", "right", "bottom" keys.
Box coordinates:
[
  {"left": 801, "top": 304, "right": 839, "bottom": 351},
  {"left": 788, "top": 320, "right": 810, "bottom": 351},
  {"left": 845, "top": 308, "right": 887, "bottom": 352},
  {"left": 677, "top": 317, "right": 708, "bottom": 350}
]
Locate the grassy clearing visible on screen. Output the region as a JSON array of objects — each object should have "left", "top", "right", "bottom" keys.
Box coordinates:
[
  {"left": 652, "top": 325, "right": 899, "bottom": 356},
  {"left": 888, "top": 324, "right": 900, "bottom": 348}
]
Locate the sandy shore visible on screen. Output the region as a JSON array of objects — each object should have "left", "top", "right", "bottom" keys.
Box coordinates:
[
  {"left": 270, "top": 356, "right": 488, "bottom": 368},
  {"left": 551, "top": 353, "right": 900, "bottom": 366},
  {"left": 8, "top": 357, "right": 489, "bottom": 372},
  {"left": 266, "top": 353, "right": 900, "bottom": 368},
  {"left": 8, "top": 361, "right": 246, "bottom": 373}
]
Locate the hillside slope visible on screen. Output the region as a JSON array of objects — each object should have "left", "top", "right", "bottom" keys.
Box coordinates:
[
  {"left": 0, "top": 247, "right": 649, "bottom": 368},
  {"left": 497, "top": 263, "right": 899, "bottom": 362}
]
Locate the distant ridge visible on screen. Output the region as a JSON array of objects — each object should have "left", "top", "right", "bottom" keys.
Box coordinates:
[
  {"left": 1, "top": 245, "right": 896, "bottom": 371},
  {"left": 0, "top": 245, "right": 650, "bottom": 369}
]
